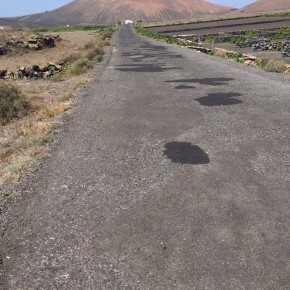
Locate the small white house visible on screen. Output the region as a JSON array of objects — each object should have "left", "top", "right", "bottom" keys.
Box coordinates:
[{"left": 125, "top": 20, "right": 134, "bottom": 24}]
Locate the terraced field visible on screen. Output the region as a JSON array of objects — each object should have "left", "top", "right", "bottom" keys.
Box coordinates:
[{"left": 148, "top": 16, "right": 290, "bottom": 36}]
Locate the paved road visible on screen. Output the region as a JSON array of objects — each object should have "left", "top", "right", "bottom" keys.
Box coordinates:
[{"left": 1, "top": 24, "right": 290, "bottom": 289}]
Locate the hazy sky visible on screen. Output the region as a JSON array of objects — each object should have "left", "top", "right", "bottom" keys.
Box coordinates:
[{"left": 1, "top": 0, "right": 256, "bottom": 18}]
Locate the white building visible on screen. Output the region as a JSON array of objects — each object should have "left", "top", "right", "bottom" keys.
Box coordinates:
[{"left": 125, "top": 20, "right": 134, "bottom": 24}]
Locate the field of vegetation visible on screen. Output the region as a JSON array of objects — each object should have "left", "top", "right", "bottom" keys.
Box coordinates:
[{"left": 136, "top": 25, "right": 290, "bottom": 74}]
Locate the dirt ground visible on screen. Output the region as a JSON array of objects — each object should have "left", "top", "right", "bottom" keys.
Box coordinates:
[
  {"left": 0, "top": 30, "right": 99, "bottom": 70},
  {"left": 0, "top": 30, "right": 106, "bottom": 192}
]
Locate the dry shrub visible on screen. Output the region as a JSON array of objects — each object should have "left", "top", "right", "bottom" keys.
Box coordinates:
[
  {"left": 50, "top": 73, "right": 65, "bottom": 82},
  {"left": 66, "top": 58, "right": 94, "bottom": 75},
  {"left": 101, "top": 30, "right": 114, "bottom": 40},
  {"left": 84, "top": 40, "right": 95, "bottom": 49},
  {"left": 97, "top": 39, "right": 110, "bottom": 47},
  {"left": 0, "top": 82, "right": 28, "bottom": 124},
  {"left": 264, "top": 60, "right": 288, "bottom": 73},
  {"left": 62, "top": 52, "right": 82, "bottom": 64},
  {"left": 213, "top": 48, "right": 227, "bottom": 58},
  {"left": 86, "top": 47, "right": 104, "bottom": 61}
]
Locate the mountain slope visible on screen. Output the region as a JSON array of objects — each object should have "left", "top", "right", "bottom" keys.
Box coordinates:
[
  {"left": 22, "top": 0, "right": 235, "bottom": 25},
  {"left": 240, "top": 0, "right": 290, "bottom": 13}
]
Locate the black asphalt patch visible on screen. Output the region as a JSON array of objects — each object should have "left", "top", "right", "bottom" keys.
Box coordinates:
[
  {"left": 163, "top": 142, "right": 210, "bottom": 164},
  {"left": 195, "top": 92, "right": 243, "bottom": 106},
  {"left": 166, "top": 77, "right": 234, "bottom": 86},
  {"left": 175, "top": 85, "right": 196, "bottom": 89},
  {"left": 116, "top": 64, "right": 182, "bottom": 73}
]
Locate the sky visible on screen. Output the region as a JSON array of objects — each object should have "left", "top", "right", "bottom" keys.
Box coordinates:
[{"left": 1, "top": 0, "right": 257, "bottom": 18}]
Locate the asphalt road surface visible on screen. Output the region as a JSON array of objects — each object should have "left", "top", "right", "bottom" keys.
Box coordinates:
[{"left": 1, "top": 24, "right": 290, "bottom": 289}]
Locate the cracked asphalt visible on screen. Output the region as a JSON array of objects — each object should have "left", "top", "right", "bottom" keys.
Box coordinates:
[{"left": 1, "top": 24, "right": 290, "bottom": 289}]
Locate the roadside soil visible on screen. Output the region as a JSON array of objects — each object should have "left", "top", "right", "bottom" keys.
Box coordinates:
[{"left": 0, "top": 30, "right": 106, "bottom": 203}]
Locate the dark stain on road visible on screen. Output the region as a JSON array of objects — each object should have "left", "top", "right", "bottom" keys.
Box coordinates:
[
  {"left": 116, "top": 64, "right": 182, "bottom": 73},
  {"left": 166, "top": 78, "right": 234, "bottom": 86},
  {"left": 122, "top": 43, "right": 185, "bottom": 60},
  {"left": 195, "top": 92, "right": 243, "bottom": 106},
  {"left": 175, "top": 85, "right": 196, "bottom": 89},
  {"left": 163, "top": 142, "right": 210, "bottom": 165}
]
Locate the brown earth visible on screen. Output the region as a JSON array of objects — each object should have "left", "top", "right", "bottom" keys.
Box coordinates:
[
  {"left": 0, "top": 30, "right": 105, "bottom": 190},
  {"left": 21, "top": 0, "right": 235, "bottom": 25},
  {"left": 0, "top": 31, "right": 97, "bottom": 70},
  {"left": 240, "top": 0, "right": 290, "bottom": 13}
]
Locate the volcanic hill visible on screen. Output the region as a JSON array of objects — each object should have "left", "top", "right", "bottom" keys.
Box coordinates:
[
  {"left": 21, "top": 0, "right": 235, "bottom": 25},
  {"left": 240, "top": 0, "right": 290, "bottom": 13}
]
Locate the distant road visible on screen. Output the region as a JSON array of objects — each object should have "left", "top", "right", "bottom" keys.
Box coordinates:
[{"left": 1, "top": 24, "right": 290, "bottom": 289}]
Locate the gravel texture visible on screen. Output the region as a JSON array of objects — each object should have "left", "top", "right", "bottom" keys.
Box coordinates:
[{"left": 1, "top": 24, "right": 290, "bottom": 289}]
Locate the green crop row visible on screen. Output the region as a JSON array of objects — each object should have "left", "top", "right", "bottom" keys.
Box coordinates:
[
  {"left": 135, "top": 26, "right": 196, "bottom": 47},
  {"left": 264, "top": 12, "right": 290, "bottom": 17},
  {"left": 31, "top": 25, "right": 111, "bottom": 33}
]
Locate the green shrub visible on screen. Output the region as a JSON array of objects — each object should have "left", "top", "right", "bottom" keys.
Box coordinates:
[
  {"left": 81, "top": 25, "right": 109, "bottom": 31},
  {"left": 66, "top": 58, "right": 94, "bottom": 75},
  {"left": 0, "top": 82, "right": 28, "bottom": 124},
  {"left": 246, "top": 30, "right": 257, "bottom": 38},
  {"left": 205, "top": 35, "right": 215, "bottom": 43},
  {"left": 265, "top": 12, "right": 290, "bottom": 17},
  {"left": 255, "top": 59, "right": 268, "bottom": 69}
]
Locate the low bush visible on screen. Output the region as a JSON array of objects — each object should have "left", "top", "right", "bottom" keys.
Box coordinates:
[
  {"left": 62, "top": 52, "right": 82, "bottom": 64},
  {"left": 255, "top": 59, "right": 268, "bottom": 69},
  {"left": 264, "top": 12, "right": 290, "bottom": 17},
  {"left": 264, "top": 60, "right": 288, "bottom": 73},
  {"left": 0, "top": 82, "right": 28, "bottom": 124},
  {"left": 86, "top": 47, "right": 104, "bottom": 62},
  {"left": 97, "top": 39, "right": 110, "bottom": 47},
  {"left": 84, "top": 41, "right": 95, "bottom": 50},
  {"left": 66, "top": 58, "right": 94, "bottom": 75},
  {"left": 101, "top": 30, "right": 114, "bottom": 40}
]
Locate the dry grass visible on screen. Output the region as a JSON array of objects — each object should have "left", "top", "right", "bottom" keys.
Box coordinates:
[
  {"left": 0, "top": 77, "right": 87, "bottom": 184},
  {"left": 264, "top": 59, "right": 288, "bottom": 72},
  {"left": 0, "top": 27, "right": 113, "bottom": 190},
  {"left": 37, "top": 101, "right": 72, "bottom": 118}
]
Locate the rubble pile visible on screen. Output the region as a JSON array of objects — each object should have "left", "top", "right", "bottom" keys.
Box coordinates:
[
  {"left": 0, "top": 34, "right": 60, "bottom": 56},
  {"left": 281, "top": 44, "right": 290, "bottom": 57},
  {"left": 0, "top": 62, "right": 64, "bottom": 80},
  {"left": 235, "top": 39, "right": 286, "bottom": 52},
  {"left": 174, "top": 27, "right": 290, "bottom": 57}
]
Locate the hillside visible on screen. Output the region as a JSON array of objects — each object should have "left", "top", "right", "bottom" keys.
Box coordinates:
[
  {"left": 240, "top": 0, "right": 290, "bottom": 13},
  {"left": 21, "top": 0, "right": 235, "bottom": 25}
]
